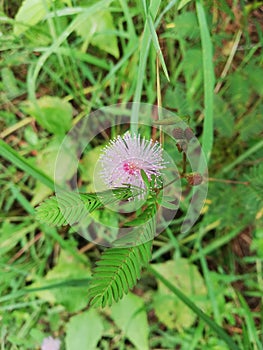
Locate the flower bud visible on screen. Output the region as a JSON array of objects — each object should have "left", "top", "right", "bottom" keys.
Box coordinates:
[
  {"left": 184, "top": 127, "right": 194, "bottom": 141},
  {"left": 186, "top": 172, "right": 203, "bottom": 186}
]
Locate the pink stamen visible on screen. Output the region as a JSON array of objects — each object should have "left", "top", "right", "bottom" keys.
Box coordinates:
[
  {"left": 123, "top": 162, "right": 140, "bottom": 175},
  {"left": 99, "top": 132, "right": 165, "bottom": 192}
]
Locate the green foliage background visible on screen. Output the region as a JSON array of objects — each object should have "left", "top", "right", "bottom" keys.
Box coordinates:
[{"left": 0, "top": 0, "right": 263, "bottom": 349}]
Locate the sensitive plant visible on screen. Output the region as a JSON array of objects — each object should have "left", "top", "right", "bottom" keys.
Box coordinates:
[
  {"left": 0, "top": 0, "right": 262, "bottom": 349},
  {"left": 35, "top": 128, "right": 240, "bottom": 349},
  {"left": 36, "top": 129, "right": 200, "bottom": 307}
]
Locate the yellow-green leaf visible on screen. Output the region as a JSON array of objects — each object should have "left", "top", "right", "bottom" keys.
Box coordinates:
[
  {"left": 75, "top": 10, "right": 119, "bottom": 58},
  {"left": 153, "top": 259, "right": 207, "bottom": 330},
  {"left": 14, "top": 0, "right": 52, "bottom": 36},
  {"left": 21, "top": 96, "right": 73, "bottom": 135}
]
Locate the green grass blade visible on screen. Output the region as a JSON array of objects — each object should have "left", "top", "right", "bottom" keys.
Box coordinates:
[
  {"left": 148, "top": 265, "right": 240, "bottom": 350},
  {"left": 147, "top": 14, "right": 170, "bottom": 81},
  {"left": 196, "top": 0, "right": 215, "bottom": 162},
  {"left": 0, "top": 278, "right": 91, "bottom": 305},
  {"left": 0, "top": 139, "right": 55, "bottom": 190},
  {"left": 222, "top": 139, "right": 263, "bottom": 174},
  {"left": 196, "top": 235, "right": 221, "bottom": 325},
  {"left": 27, "top": 0, "right": 113, "bottom": 100},
  {"left": 238, "top": 293, "right": 263, "bottom": 350},
  {"left": 130, "top": 0, "right": 161, "bottom": 134},
  {"left": 9, "top": 183, "right": 35, "bottom": 214},
  {"left": 190, "top": 227, "right": 241, "bottom": 262},
  {"left": 103, "top": 41, "right": 138, "bottom": 85}
]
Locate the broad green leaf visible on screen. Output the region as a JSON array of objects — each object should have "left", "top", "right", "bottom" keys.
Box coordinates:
[
  {"left": 65, "top": 309, "right": 104, "bottom": 350},
  {"left": 31, "top": 138, "right": 76, "bottom": 206},
  {"left": 14, "top": 0, "right": 52, "bottom": 36},
  {"left": 75, "top": 10, "right": 119, "bottom": 58},
  {"left": 32, "top": 250, "right": 91, "bottom": 312},
  {"left": 21, "top": 96, "right": 73, "bottom": 135},
  {"left": 111, "top": 293, "right": 149, "bottom": 350},
  {"left": 153, "top": 259, "right": 207, "bottom": 330},
  {"left": 1, "top": 67, "right": 20, "bottom": 97},
  {"left": 24, "top": 127, "right": 39, "bottom": 146}
]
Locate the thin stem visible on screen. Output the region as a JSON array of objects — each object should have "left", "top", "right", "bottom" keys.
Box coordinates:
[
  {"left": 156, "top": 56, "right": 163, "bottom": 145},
  {"left": 208, "top": 177, "right": 249, "bottom": 185},
  {"left": 0, "top": 117, "right": 33, "bottom": 139},
  {"left": 182, "top": 152, "right": 187, "bottom": 175},
  {"left": 214, "top": 30, "right": 242, "bottom": 93}
]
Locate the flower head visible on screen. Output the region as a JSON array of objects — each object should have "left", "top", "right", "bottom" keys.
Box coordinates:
[
  {"left": 41, "top": 336, "right": 61, "bottom": 350},
  {"left": 99, "top": 132, "right": 165, "bottom": 193}
]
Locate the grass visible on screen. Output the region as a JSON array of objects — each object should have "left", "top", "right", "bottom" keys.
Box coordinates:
[
  {"left": 196, "top": 0, "right": 215, "bottom": 162},
  {"left": 0, "top": 139, "right": 55, "bottom": 190},
  {"left": 1, "top": 0, "right": 263, "bottom": 349}
]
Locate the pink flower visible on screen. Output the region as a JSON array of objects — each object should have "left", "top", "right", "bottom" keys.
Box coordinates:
[
  {"left": 41, "top": 336, "right": 61, "bottom": 350},
  {"left": 99, "top": 132, "right": 165, "bottom": 193}
]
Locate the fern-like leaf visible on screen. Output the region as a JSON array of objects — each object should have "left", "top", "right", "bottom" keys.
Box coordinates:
[
  {"left": 243, "top": 164, "right": 263, "bottom": 214},
  {"left": 36, "top": 191, "right": 103, "bottom": 226},
  {"left": 87, "top": 191, "right": 158, "bottom": 307},
  {"left": 87, "top": 239, "right": 153, "bottom": 307},
  {"left": 36, "top": 187, "right": 135, "bottom": 226}
]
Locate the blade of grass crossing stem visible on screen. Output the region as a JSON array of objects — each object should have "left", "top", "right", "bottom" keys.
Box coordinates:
[
  {"left": 142, "top": 0, "right": 147, "bottom": 16},
  {"left": 147, "top": 14, "right": 170, "bottom": 82},
  {"left": 196, "top": 1, "right": 215, "bottom": 162},
  {"left": 130, "top": 0, "right": 161, "bottom": 134},
  {"left": 0, "top": 139, "right": 55, "bottom": 190},
  {"left": 148, "top": 265, "right": 240, "bottom": 350}
]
